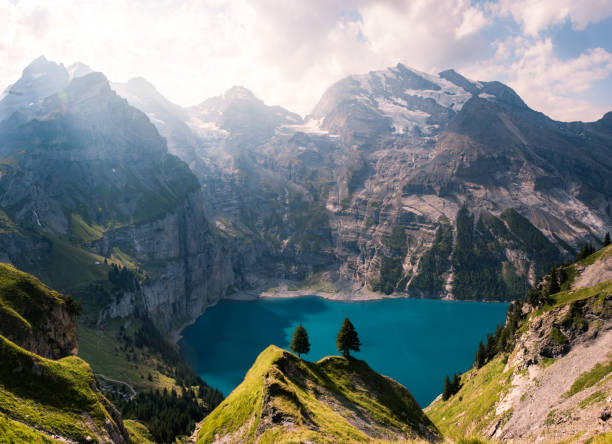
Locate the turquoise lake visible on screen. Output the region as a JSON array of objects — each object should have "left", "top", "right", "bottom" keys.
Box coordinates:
[{"left": 178, "top": 297, "right": 508, "bottom": 406}]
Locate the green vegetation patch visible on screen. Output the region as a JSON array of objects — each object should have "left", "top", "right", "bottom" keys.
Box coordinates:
[
  {"left": 575, "top": 244, "right": 612, "bottom": 267},
  {"left": 0, "top": 263, "right": 77, "bottom": 341},
  {"left": 69, "top": 213, "right": 105, "bottom": 243},
  {"left": 546, "top": 279, "right": 612, "bottom": 310},
  {"left": 0, "top": 208, "right": 17, "bottom": 233},
  {"left": 34, "top": 235, "right": 113, "bottom": 291},
  {"left": 565, "top": 360, "right": 612, "bottom": 398},
  {"left": 426, "top": 354, "right": 513, "bottom": 439},
  {"left": 549, "top": 327, "right": 569, "bottom": 345},
  {"left": 124, "top": 419, "right": 155, "bottom": 444},
  {"left": 579, "top": 391, "right": 607, "bottom": 409},
  {"left": 0, "top": 411, "right": 61, "bottom": 444},
  {"left": 0, "top": 335, "right": 119, "bottom": 442}
]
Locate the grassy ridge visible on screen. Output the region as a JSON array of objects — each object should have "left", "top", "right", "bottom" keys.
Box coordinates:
[
  {"left": 198, "top": 345, "right": 439, "bottom": 444},
  {"left": 0, "top": 334, "right": 123, "bottom": 442}
]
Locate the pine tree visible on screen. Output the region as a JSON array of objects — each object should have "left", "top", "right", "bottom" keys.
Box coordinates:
[
  {"left": 576, "top": 242, "right": 595, "bottom": 261},
  {"left": 336, "top": 317, "right": 361, "bottom": 358},
  {"left": 442, "top": 374, "right": 451, "bottom": 401},
  {"left": 451, "top": 373, "right": 461, "bottom": 395},
  {"left": 484, "top": 333, "right": 495, "bottom": 360},
  {"left": 547, "top": 266, "right": 560, "bottom": 296},
  {"left": 289, "top": 323, "right": 310, "bottom": 358},
  {"left": 604, "top": 232, "right": 611, "bottom": 247},
  {"left": 475, "top": 341, "right": 486, "bottom": 368}
]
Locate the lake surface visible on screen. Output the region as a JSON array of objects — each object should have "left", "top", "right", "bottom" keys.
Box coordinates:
[{"left": 179, "top": 296, "right": 508, "bottom": 406}]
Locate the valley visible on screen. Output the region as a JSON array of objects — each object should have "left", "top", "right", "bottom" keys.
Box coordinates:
[{"left": 0, "top": 53, "right": 610, "bottom": 443}]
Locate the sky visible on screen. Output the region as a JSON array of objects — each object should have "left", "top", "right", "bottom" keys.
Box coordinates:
[{"left": 1, "top": 0, "right": 612, "bottom": 121}]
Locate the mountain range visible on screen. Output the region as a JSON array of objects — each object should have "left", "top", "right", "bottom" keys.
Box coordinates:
[
  {"left": 0, "top": 56, "right": 611, "bottom": 327},
  {"left": 0, "top": 55, "right": 610, "bottom": 443}
]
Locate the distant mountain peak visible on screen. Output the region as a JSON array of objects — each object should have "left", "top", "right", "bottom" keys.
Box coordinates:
[
  {"left": 67, "top": 61, "right": 93, "bottom": 80},
  {"left": 127, "top": 76, "right": 156, "bottom": 89},
  {"left": 25, "top": 55, "right": 50, "bottom": 68},
  {"left": 223, "top": 85, "right": 257, "bottom": 101}
]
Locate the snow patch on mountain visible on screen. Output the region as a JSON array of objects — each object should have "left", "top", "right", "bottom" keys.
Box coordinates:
[
  {"left": 376, "top": 98, "right": 431, "bottom": 134},
  {"left": 187, "top": 116, "right": 229, "bottom": 139},
  {"left": 404, "top": 86, "right": 472, "bottom": 110}
]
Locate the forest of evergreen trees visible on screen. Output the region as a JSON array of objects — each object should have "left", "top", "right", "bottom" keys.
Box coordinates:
[{"left": 108, "top": 384, "right": 223, "bottom": 443}]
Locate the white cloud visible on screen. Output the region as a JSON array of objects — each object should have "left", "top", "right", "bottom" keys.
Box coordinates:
[
  {"left": 464, "top": 37, "right": 612, "bottom": 121},
  {"left": 0, "top": 0, "right": 609, "bottom": 122},
  {"left": 496, "top": 0, "right": 612, "bottom": 35},
  {"left": 0, "top": 0, "right": 492, "bottom": 115}
]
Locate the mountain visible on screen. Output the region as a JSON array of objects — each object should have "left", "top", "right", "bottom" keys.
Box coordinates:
[
  {"left": 0, "top": 68, "right": 240, "bottom": 331},
  {"left": 121, "top": 63, "right": 611, "bottom": 303},
  {"left": 0, "top": 56, "right": 93, "bottom": 122},
  {"left": 196, "top": 345, "right": 441, "bottom": 443},
  {"left": 0, "top": 263, "right": 133, "bottom": 443},
  {"left": 188, "top": 86, "right": 302, "bottom": 146},
  {"left": 0, "top": 61, "right": 236, "bottom": 428},
  {"left": 111, "top": 77, "right": 203, "bottom": 168},
  {"left": 426, "top": 245, "right": 612, "bottom": 442}
]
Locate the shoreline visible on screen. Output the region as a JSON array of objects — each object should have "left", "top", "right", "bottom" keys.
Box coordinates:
[{"left": 170, "top": 281, "right": 509, "bottom": 345}]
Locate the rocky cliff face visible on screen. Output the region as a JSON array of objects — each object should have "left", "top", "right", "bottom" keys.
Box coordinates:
[
  {"left": 118, "top": 63, "right": 611, "bottom": 303},
  {"left": 0, "top": 66, "right": 241, "bottom": 332},
  {"left": 0, "top": 263, "right": 78, "bottom": 359}
]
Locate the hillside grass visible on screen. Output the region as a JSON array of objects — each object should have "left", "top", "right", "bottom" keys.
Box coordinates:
[
  {"left": 35, "top": 235, "right": 112, "bottom": 291},
  {"left": 69, "top": 213, "right": 105, "bottom": 243},
  {"left": 0, "top": 411, "right": 61, "bottom": 444},
  {"left": 124, "top": 419, "right": 156, "bottom": 444},
  {"left": 0, "top": 263, "right": 69, "bottom": 338},
  {"left": 425, "top": 354, "right": 513, "bottom": 439},
  {"left": 0, "top": 335, "right": 119, "bottom": 442},
  {"left": 565, "top": 358, "right": 612, "bottom": 398},
  {"left": 197, "top": 345, "right": 439, "bottom": 444},
  {"left": 0, "top": 208, "right": 17, "bottom": 233},
  {"left": 78, "top": 320, "right": 177, "bottom": 393},
  {"left": 542, "top": 279, "right": 612, "bottom": 312}
]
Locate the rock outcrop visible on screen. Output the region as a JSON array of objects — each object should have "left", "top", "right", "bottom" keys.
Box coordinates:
[
  {"left": 426, "top": 245, "right": 612, "bottom": 443},
  {"left": 0, "top": 263, "right": 78, "bottom": 359}
]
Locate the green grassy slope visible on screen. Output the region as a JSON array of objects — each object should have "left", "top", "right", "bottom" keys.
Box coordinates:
[
  {"left": 197, "top": 345, "right": 440, "bottom": 444},
  {"left": 0, "top": 334, "right": 128, "bottom": 443},
  {"left": 0, "top": 262, "right": 69, "bottom": 332}
]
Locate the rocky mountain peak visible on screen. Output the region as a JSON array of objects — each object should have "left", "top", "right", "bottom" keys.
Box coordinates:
[
  {"left": 0, "top": 55, "right": 70, "bottom": 121},
  {"left": 65, "top": 71, "right": 112, "bottom": 98},
  {"left": 67, "top": 61, "right": 94, "bottom": 80},
  {"left": 223, "top": 85, "right": 258, "bottom": 102},
  {"left": 125, "top": 76, "right": 159, "bottom": 94}
]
